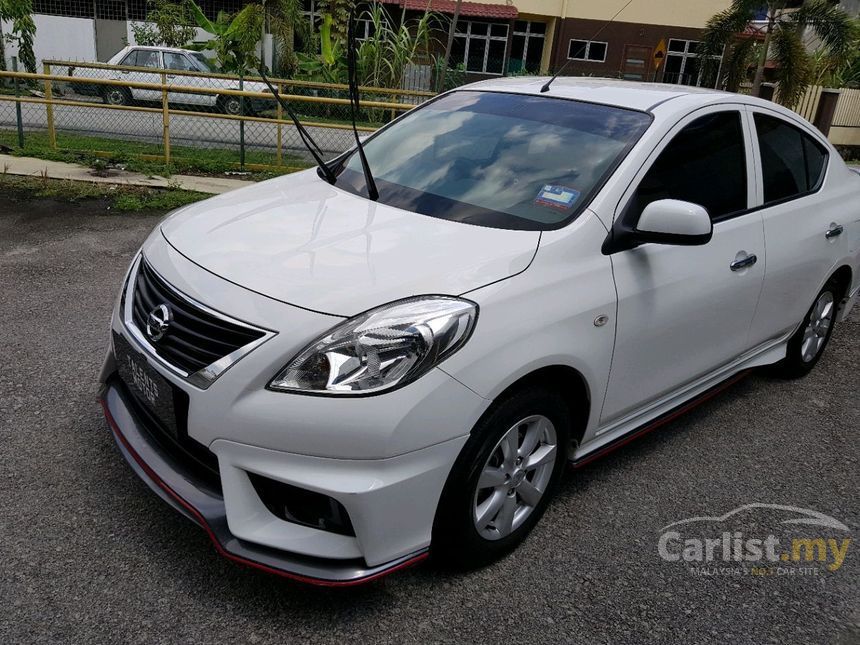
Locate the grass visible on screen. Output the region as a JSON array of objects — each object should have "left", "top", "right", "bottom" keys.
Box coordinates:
[
  {"left": 0, "top": 129, "right": 311, "bottom": 179},
  {"left": 0, "top": 172, "right": 208, "bottom": 212}
]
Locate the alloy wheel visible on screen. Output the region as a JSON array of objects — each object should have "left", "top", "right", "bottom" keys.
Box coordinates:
[
  {"left": 473, "top": 414, "right": 557, "bottom": 540},
  {"left": 801, "top": 291, "right": 835, "bottom": 362}
]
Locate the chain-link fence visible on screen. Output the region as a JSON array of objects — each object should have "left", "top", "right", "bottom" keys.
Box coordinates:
[{"left": 0, "top": 58, "right": 436, "bottom": 174}]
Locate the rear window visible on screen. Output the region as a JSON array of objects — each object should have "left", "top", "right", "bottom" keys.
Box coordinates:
[
  {"left": 334, "top": 91, "right": 652, "bottom": 230},
  {"left": 754, "top": 113, "right": 828, "bottom": 205}
]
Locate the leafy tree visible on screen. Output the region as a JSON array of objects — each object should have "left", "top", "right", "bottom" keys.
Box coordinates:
[
  {"left": 188, "top": 0, "right": 307, "bottom": 75},
  {"left": 700, "top": 0, "right": 854, "bottom": 106},
  {"left": 0, "top": 0, "right": 37, "bottom": 73},
  {"left": 131, "top": 0, "right": 197, "bottom": 48},
  {"left": 319, "top": 0, "right": 354, "bottom": 43},
  {"left": 189, "top": 0, "right": 264, "bottom": 73},
  {"left": 809, "top": 18, "right": 860, "bottom": 87}
]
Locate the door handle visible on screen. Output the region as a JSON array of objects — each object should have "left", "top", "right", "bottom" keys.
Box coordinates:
[
  {"left": 825, "top": 224, "right": 844, "bottom": 239},
  {"left": 730, "top": 254, "right": 757, "bottom": 271}
]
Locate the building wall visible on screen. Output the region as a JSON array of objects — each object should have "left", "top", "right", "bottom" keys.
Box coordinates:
[
  {"left": 551, "top": 0, "right": 730, "bottom": 28},
  {"left": 2, "top": 15, "right": 97, "bottom": 68},
  {"left": 549, "top": 17, "right": 708, "bottom": 79}
]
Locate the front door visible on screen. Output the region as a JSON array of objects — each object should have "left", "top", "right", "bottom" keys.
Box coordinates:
[{"left": 601, "top": 107, "right": 765, "bottom": 424}]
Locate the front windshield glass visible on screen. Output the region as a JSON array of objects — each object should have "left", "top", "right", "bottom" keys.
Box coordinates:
[
  {"left": 336, "top": 91, "right": 652, "bottom": 230},
  {"left": 190, "top": 52, "right": 215, "bottom": 72}
]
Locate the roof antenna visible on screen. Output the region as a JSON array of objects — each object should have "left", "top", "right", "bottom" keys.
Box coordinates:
[{"left": 541, "top": 0, "right": 635, "bottom": 93}]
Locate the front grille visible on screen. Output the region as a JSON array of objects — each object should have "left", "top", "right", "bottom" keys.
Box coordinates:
[{"left": 131, "top": 259, "right": 265, "bottom": 375}]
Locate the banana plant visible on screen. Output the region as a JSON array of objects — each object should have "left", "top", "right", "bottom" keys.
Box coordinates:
[{"left": 188, "top": 0, "right": 264, "bottom": 74}]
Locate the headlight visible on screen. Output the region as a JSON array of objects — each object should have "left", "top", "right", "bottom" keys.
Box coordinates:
[{"left": 269, "top": 296, "right": 477, "bottom": 395}]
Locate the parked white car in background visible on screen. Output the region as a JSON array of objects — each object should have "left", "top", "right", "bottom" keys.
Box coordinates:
[
  {"left": 99, "top": 77, "right": 860, "bottom": 585},
  {"left": 69, "top": 45, "right": 271, "bottom": 115}
]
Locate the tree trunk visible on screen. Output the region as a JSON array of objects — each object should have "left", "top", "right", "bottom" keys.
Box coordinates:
[
  {"left": 752, "top": 12, "right": 775, "bottom": 97},
  {"left": 438, "top": 0, "right": 462, "bottom": 91},
  {"left": 0, "top": 21, "right": 6, "bottom": 73}
]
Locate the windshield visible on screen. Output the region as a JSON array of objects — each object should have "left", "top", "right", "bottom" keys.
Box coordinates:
[
  {"left": 335, "top": 91, "right": 651, "bottom": 230},
  {"left": 190, "top": 52, "right": 215, "bottom": 72}
]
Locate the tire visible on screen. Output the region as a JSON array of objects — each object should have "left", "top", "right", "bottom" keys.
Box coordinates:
[
  {"left": 432, "top": 385, "right": 571, "bottom": 569},
  {"left": 769, "top": 278, "right": 840, "bottom": 379},
  {"left": 217, "top": 95, "right": 242, "bottom": 116},
  {"left": 103, "top": 87, "right": 132, "bottom": 107}
]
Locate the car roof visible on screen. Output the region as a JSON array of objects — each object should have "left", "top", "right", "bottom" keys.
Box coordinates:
[
  {"left": 462, "top": 76, "right": 740, "bottom": 112},
  {"left": 128, "top": 45, "right": 198, "bottom": 54}
]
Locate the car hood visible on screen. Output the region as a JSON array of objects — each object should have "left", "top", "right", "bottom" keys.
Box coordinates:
[{"left": 160, "top": 170, "right": 540, "bottom": 316}]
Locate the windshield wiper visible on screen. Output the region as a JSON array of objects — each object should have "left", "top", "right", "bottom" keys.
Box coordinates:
[
  {"left": 346, "top": 9, "right": 379, "bottom": 201},
  {"left": 257, "top": 68, "right": 338, "bottom": 185}
]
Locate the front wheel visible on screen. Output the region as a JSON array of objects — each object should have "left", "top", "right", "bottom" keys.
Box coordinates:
[
  {"left": 770, "top": 279, "right": 839, "bottom": 379},
  {"left": 432, "top": 386, "right": 571, "bottom": 568}
]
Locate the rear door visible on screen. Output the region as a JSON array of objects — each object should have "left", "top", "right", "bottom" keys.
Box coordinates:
[
  {"left": 601, "top": 106, "right": 765, "bottom": 424},
  {"left": 745, "top": 108, "right": 846, "bottom": 346},
  {"left": 162, "top": 52, "right": 212, "bottom": 107}
]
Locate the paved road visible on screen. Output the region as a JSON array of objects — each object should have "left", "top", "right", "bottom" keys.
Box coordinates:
[
  {"left": 0, "top": 196, "right": 858, "bottom": 644},
  {"left": 0, "top": 96, "right": 355, "bottom": 160}
]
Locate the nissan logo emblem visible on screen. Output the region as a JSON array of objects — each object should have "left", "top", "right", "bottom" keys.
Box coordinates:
[{"left": 146, "top": 304, "right": 172, "bottom": 342}]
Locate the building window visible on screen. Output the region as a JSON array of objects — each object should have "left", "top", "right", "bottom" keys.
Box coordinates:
[
  {"left": 451, "top": 21, "right": 509, "bottom": 75},
  {"left": 510, "top": 21, "right": 546, "bottom": 73},
  {"left": 663, "top": 39, "right": 720, "bottom": 87},
  {"left": 301, "top": 0, "right": 323, "bottom": 30},
  {"left": 355, "top": 15, "right": 377, "bottom": 41},
  {"left": 567, "top": 39, "right": 608, "bottom": 62}
]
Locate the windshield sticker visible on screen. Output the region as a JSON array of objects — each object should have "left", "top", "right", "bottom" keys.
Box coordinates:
[{"left": 534, "top": 185, "right": 580, "bottom": 211}]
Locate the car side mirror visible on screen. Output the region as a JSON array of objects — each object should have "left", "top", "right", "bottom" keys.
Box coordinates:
[{"left": 602, "top": 199, "right": 713, "bottom": 254}]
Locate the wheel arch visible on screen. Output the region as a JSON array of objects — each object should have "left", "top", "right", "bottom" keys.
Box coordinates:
[
  {"left": 830, "top": 264, "right": 853, "bottom": 305},
  {"left": 485, "top": 364, "right": 591, "bottom": 449}
]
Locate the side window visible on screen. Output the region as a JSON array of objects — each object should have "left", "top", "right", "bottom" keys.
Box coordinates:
[
  {"left": 628, "top": 111, "right": 747, "bottom": 223},
  {"left": 164, "top": 53, "right": 194, "bottom": 71},
  {"left": 754, "top": 113, "right": 828, "bottom": 205},
  {"left": 120, "top": 50, "right": 140, "bottom": 67}
]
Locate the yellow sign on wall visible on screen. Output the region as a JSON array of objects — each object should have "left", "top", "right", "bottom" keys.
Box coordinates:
[{"left": 653, "top": 39, "right": 667, "bottom": 70}]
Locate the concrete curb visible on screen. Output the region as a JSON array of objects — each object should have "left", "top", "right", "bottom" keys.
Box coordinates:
[{"left": 0, "top": 154, "right": 254, "bottom": 195}]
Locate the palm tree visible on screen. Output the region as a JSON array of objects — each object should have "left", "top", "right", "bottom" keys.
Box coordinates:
[{"left": 699, "top": 0, "right": 854, "bottom": 107}]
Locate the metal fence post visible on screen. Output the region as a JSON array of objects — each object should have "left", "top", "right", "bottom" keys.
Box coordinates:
[
  {"left": 276, "top": 82, "right": 283, "bottom": 166},
  {"left": 12, "top": 57, "right": 24, "bottom": 149},
  {"left": 161, "top": 72, "right": 171, "bottom": 165},
  {"left": 239, "top": 72, "right": 246, "bottom": 170},
  {"left": 43, "top": 62, "right": 57, "bottom": 149}
]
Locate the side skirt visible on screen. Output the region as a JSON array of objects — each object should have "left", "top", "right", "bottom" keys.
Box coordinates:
[{"left": 570, "top": 370, "right": 750, "bottom": 469}]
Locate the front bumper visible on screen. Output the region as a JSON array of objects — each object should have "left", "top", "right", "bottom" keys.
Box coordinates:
[{"left": 100, "top": 378, "right": 436, "bottom": 585}]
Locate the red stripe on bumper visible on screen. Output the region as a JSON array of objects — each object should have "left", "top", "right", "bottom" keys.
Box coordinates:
[{"left": 99, "top": 397, "right": 429, "bottom": 587}]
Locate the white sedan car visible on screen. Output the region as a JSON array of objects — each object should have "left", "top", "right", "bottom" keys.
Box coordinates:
[
  {"left": 70, "top": 46, "right": 270, "bottom": 115},
  {"left": 99, "top": 78, "right": 860, "bottom": 585}
]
